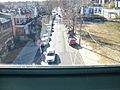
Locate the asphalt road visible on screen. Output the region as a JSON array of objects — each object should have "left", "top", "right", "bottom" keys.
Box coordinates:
[
  {"left": 34, "top": 8, "right": 85, "bottom": 66},
  {"left": 48, "top": 15, "right": 84, "bottom": 66}
]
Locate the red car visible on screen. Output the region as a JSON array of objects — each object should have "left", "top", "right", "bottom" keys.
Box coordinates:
[
  {"left": 67, "top": 29, "right": 75, "bottom": 35},
  {"left": 68, "top": 37, "right": 76, "bottom": 45}
]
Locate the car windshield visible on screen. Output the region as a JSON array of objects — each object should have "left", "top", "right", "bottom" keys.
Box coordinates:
[
  {"left": 69, "top": 35, "right": 74, "bottom": 38},
  {"left": 0, "top": 0, "right": 120, "bottom": 67},
  {"left": 71, "top": 40, "right": 75, "bottom": 42},
  {"left": 47, "top": 53, "right": 54, "bottom": 56}
]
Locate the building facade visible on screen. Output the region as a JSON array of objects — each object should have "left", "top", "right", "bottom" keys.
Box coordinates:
[
  {"left": 0, "top": 16, "right": 14, "bottom": 62},
  {"left": 82, "top": 0, "right": 120, "bottom": 19},
  {"left": 11, "top": 7, "right": 41, "bottom": 41},
  {"left": 12, "top": 14, "right": 34, "bottom": 41},
  {"left": 91, "top": 0, "right": 109, "bottom": 5},
  {"left": 115, "top": 0, "right": 120, "bottom": 8}
]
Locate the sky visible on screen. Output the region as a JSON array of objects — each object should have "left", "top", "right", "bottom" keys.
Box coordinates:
[{"left": 0, "top": 0, "right": 47, "bottom": 2}]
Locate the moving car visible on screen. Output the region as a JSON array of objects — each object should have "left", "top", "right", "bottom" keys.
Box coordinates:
[{"left": 45, "top": 48, "right": 56, "bottom": 63}]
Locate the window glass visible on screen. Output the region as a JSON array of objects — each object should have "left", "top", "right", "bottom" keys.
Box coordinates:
[{"left": 0, "top": 0, "right": 120, "bottom": 66}]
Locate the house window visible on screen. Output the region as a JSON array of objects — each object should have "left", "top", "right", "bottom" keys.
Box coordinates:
[{"left": 3, "top": 22, "right": 10, "bottom": 30}]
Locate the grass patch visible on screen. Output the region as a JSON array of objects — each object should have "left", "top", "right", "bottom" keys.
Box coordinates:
[
  {"left": 80, "top": 22, "right": 120, "bottom": 65},
  {"left": 100, "top": 21, "right": 120, "bottom": 32}
]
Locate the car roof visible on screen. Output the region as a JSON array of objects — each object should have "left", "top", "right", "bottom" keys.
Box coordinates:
[
  {"left": 43, "top": 33, "right": 49, "bottom": 37},
  {"left": 41, "top": 37, "right": 49, "bottom": 41},
  {"left": 47, "top": 48, "right": 55, "bottom": 52},
  {"left": 69, "top": 38, "right": 76, "bottom": 40}
]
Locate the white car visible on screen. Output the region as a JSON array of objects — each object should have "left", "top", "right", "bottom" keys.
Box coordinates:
[
  {"left": 42, "top": 33, "right": 49, "bottom": 37},
  {"left": 46, "top": 26, "right": 51, "bottom": 32},
  {"left": 45, "top": 48, "right": 56, "bottom": 63},
  {"left": 41, "top": 37, "right": 49, "bottom": 47},
  {"left": 41, "top": 34, "right": 50, "bottom": 46}
]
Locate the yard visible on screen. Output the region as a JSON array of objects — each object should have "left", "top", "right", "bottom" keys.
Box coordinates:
[
  {"left": 81, "top": 21, "right": 120, "bottom": 65},
  {"left": 1, "top": 42, "right": 27, "bottom": 64}
]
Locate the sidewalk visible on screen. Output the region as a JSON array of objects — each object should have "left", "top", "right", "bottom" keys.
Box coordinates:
[
  {"left": 64, "top": 24, "right": 100, "bottom": 65},
  {"left": 78, "top": 39, "right": 101, "bottom": 65},
  {"left": 13, "top": 41, "right": 39, "bottom": 64},
  {"left": 69, "top": 30, "right": 101, "bottom": 65}
]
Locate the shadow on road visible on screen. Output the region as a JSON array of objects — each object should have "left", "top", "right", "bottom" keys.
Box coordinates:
[
  {"left": 49, "top": 54, "right": 61, "bottom": 65},
  {"left": 71, "top": 43, "right": 83, "bottom": 50},
  {"left": 41, "top": 44, "right": 50, "bottom": 52}
]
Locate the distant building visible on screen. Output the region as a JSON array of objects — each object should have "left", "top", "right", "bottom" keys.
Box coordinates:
[
  {"left": 83, "top": 0, "right": 120, "bottom": 19},
  {"left": 11, "top": 8, "right": 37, "bottom": 41},
  {"left": 91, "top": 0, "right": 120, "bottom": 8},
  {"left": 91, "top": 0, "right": 111, "bottom": 6},
  {"left": 0, "top": 2, "right": 42, "bottom": 41},
  {"left": 91, "top": 3, "right": 103, "bottom": 14},
  {"left": 115, "top": 0, "right": 120, "bottom": 8},
  {"left": 0, "top": 15, "right": 14, "bottom": 62},
  {"left": 102, "top": 8, "right": 120, "bottom": 19},
  {"left": 12, "top": 14, "right": 34, "bottom": 41},
  {"left": 81, "top": 4, "right": 103, "bottom": 15},
  {"left": 81, "top": 6, "right": 90, "bottom": 15}
]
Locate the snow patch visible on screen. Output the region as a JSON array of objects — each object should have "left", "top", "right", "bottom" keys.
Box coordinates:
[{"left": 79, "top": 44, "right": 101, "bottom": 65}]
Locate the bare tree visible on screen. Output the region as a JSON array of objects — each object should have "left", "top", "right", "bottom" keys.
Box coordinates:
[
  {"left": 59, "top": 0, "right": 91, "bottom": 45},
  {"left": 0, "top": 3, "right": 5, "bottom": 12},
  {"left": 41, "top": 0, "right": 91, "bottom": 45}
]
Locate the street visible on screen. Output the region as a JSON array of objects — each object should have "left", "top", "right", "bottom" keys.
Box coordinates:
[
  {"left": 13, "top": 8, "right": 99, "bottom": 66},
  {"left": 40, "top": 13, "right": 85, "bottom": 66},
  {"left": 0, "top": 0, "right": 119, "bottom": 66}
]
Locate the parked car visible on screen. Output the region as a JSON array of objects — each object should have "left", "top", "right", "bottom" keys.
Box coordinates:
[
  {"left": 67, "top": 29, "right": 75, "bottom": 35},
  {"left": 45, "top": 48, "right": 56, "bottom": 63},
  {"left": 46, "top": 26, "right": 51, "bottom": 32},
  {"left": 41, "top": 34, "right": 50, "bottom": 47},
  {"left": 41, "top": 37, "right": 49, "bottom": 47},
  {"left": 42, "top": 33, "right": 49, "bottom": 37},
  {"left": 58, "top": 15, "right": 61, "bottom": 18},
  {"left": 68, "top": 34, "right": 75, "bottom": 39},
  {"left": 68, "top": 37, "right": 77, "bottom": 46}
]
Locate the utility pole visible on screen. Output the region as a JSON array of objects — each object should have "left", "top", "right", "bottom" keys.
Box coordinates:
[
  {"left": 72, "top": 11, "right": 75, "bottom": 32},
  {"left": 79, "top": 14, "right": 83, "bottom": 46},
  {"left": 73, "top": 3, "right": 79, "bottom": 36}
]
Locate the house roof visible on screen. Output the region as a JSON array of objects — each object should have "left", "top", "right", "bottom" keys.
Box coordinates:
[{"left": 0, "top": 17, "right": 10, "bottom": 23}]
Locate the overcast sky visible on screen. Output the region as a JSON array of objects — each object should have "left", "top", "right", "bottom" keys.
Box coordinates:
[{"left": 0, "top": 0, "right": 47, "bottom": 2}]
